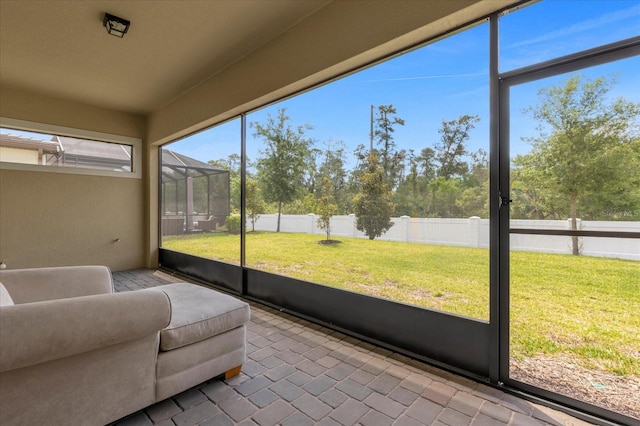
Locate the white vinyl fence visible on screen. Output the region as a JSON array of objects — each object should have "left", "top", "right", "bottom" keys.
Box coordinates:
[{"left": 251, "top": 214, "right": 639, "bottom": 261}]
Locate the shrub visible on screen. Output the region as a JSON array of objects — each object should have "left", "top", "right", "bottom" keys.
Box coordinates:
[{"left": 225, "top": 215, "right": 241, "bottom": 234}]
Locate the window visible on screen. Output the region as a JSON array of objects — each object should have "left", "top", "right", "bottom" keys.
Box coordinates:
[{"left": 0, "top": 118, "right": 141, "bottom": 178}]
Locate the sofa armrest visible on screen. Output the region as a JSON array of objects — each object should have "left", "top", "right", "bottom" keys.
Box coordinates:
[
  {"left": 0, "top": 290, "right": 171, "bottom": 372},
  {"left": 0, "top": 265, "right": 113, "bottom": 304}
]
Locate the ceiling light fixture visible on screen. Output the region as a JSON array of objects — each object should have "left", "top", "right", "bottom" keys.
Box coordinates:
[{"left": 103, "top": 13, "right": 130, "bottom": 38}]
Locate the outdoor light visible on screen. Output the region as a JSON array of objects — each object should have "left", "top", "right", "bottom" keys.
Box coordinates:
[{"left": 103, "top": 13, "right": 130, "bottom": 38}]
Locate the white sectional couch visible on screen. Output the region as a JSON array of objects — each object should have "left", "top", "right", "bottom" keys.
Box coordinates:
[{"left": 0, "top": 266, "right": 250, "bottom": 426}]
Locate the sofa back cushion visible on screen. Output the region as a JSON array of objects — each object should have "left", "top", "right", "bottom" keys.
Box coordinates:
[
  {"left": 0, "top": 265, "right": 113, "bottom": 304},
  {"left": 0, "top": 282, "right": 14, "bottom": 307}
]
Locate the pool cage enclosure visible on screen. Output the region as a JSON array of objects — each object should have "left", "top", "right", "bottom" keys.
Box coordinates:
[{"left": 161, "top": 149, "right": 230, "bottom": 235}]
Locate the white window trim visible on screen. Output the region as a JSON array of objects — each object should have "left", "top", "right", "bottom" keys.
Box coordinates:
[{"left": 0, "top": 117, "right": 142, "bottom": 179}]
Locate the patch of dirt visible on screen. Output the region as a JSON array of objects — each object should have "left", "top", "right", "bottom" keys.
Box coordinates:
[
  {"left": 356, "top": 280, "right": 398, "bottom": 297},
  {"left": 355, "top": 283, "right": 383, "bottom": 297},
  {"left": 511, "top": 355, "right": 639, "bottom": 420},
  {"left": 406, "top": 289, "right": 449, "bottom": 310},
  {"left": 317, "top": 239, "right": 342, "bottom": 245},
  {"left": 382, "top": 279, "right": 399, "bottom": 288}
]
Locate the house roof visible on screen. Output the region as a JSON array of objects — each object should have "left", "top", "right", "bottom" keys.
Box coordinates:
[
  {"left": 161, "top": 149, "right": 228, "bottom": 182},
  {"left": 0, "top": 132, "right": 61, "bottom": 153}
]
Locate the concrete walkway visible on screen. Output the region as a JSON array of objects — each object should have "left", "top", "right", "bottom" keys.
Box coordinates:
[{"left": 111, "top": 269, "right": 595, "bottom": 426}]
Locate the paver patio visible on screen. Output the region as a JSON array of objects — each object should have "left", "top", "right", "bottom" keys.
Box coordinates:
[{"left": 110, "top": 269, "right": 596, "bottom": 426}]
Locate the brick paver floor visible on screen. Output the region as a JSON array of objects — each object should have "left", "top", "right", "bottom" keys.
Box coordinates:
[{"left": 110, "top": 269, "right": 595, "bottom": 426}]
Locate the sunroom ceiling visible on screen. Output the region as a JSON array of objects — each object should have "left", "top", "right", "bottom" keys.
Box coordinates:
[{"left": 0, "top": 0, "right": 331, "bottom": 115}]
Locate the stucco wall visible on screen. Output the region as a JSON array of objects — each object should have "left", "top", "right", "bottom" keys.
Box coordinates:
[
  {"left": 0, "top": 86, "right": 147, "bottom": 271},
  {"left": 0, "top": 169, "right": 144, "bottom": 270}
]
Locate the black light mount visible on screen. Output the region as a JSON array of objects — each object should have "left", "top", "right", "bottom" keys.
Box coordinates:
[{"left": 103, "top": 13, "right": 130, "bottom": 38}]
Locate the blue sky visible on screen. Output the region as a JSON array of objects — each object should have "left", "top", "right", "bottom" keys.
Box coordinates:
[
  {"left": 166, "top": 0, "right": 639, "bottom": 171},
  {"left": 5, "top": 1, "right": 639, "bottom": 170}
]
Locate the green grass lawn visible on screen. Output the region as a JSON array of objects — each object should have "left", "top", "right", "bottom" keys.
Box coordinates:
[{"left": 163, "top": 231, "right": 640, "bottom": 377}]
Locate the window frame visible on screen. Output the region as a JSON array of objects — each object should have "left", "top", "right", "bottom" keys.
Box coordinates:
[{"left": 0, "top": 117, "right": 142, "bottom": 179}]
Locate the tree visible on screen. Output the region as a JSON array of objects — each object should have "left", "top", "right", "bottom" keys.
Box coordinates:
[
  {"left": 345, "top": 143, "right": 373, "bottom": 214},
  {"left": 514, "top": 75, "right": 640, "bottom": 254},
  {"left": 417, "top": 147, "right": 437, "bottom": 182},
  {"left": 352, "top": 154, "right": 395, "bottom": 240},
  {"left": 209, "top": 153, "right": 241, "bottom": 177},
  {"left": 253, "top": 108, "right": 313, "bottom": 232},
  {"left": 457, "top": 148, "right": 489, "bottom": 218},
  {"left": 434, "top": 115, "right": 479, "bottom": 179},
  {"left": 210, "top": 154, "right": 244, "bottom": 212},
  {"left": 245, "top": 177, "right": 265, "bottom": 231},
  {"left": 373, "top": 105, "right": 406, "bottom": 189},
  {"left": 318, "top": 140, "right": 349, "bottom": 213},
  {"left": 302, "top": 147, "right": 322, "bottom": 195},
  {"left": 281, "top": 193, "right": 316, "bottom": 214},
  {"left": 316, "top": 176, "right": 338, "bottom": 242},
  {"left": 427, "top": 177, "right": 463, "bottom": 217}
]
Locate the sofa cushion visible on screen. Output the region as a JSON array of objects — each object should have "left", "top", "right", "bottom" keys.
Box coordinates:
[
  {"left": 0, "top": 282, "right": 14, "bottom": 307},
  {"left": 150, "top": 283, "right": 250, "bottom": 351}
]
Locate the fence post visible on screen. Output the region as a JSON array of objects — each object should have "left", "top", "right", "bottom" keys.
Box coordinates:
[
  {"left": 349, "top": 213, "right": 357, "bottom": 237},
  {"left": 469, "top": 216, "right": 481, "bottom": 247},
  {"left": 400, "top": 215, "right": 410, "bottom": 242}
]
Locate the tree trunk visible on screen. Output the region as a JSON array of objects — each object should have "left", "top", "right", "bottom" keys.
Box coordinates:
[
  {"left": 570, "top": 194, "right": 580, "bottom": 256},
  {"left": 277, "top": 201, "right": 282, "bottom": 232}
]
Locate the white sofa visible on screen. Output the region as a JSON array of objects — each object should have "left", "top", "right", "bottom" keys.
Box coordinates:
[{"left": 0, "top": 266, "right": 250, "bottom": 426}]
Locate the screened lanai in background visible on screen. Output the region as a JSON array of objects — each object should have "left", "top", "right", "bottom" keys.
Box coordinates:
[
  {"left": 0, "top": 131, "right": 133, "bottom": 172},
  {"left": 161, "top": 149, "right": 230, "bottom": 235}
]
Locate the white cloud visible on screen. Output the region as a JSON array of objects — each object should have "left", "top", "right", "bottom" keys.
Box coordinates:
[{"left": 509, "top": 3, "right": 640, "bottom": 49}]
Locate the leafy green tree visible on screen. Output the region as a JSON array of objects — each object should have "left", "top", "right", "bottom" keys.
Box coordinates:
[
  {"left": 456, "top": 148, "right": 489, "bottom": 218},
  {"left": 393, "top": 115, "right": 483, "bottom": 218},
  {"left": 391, "top": 150, "right": 421, "bottom": 216},
  {"left": 210, "top": 154, "right": 243, "bottom": 212},
  {"left": 316, "top": 176, "right": 339, "bottom": 241},
  {"left": 434, "top": 115, "right": 479, "bottom": 179},
  {"left": 456, "top": 184, "right": 488, "bottom": 218},
  {"left": 373, "top": 105, "right": 406, "bottom": 189},
  {"left": 416, "top": 147, "right": 437, "bottom": 182},
  {"left": 345, "top": 143, "right": 373, "bottom": 214},
  {"left": 302, "top": 147, "right": 322, "bottom": 195},
  {"left": 282, "top": 193, "right": 317, "bottom": 214},
  {"left": 253, "top": 108, "right": 313, "bottom": 232},
  {"left": 245, "top": 177, "right": 265, "bottom": 231},
  {"left": 427, "top": 177, "right": 463, "bottom": 217},
  {"left": 511, "top": 155, "right": 565, "bottom": 220},
  {"left": 318, "top": 140, "right": 349, "bottom": 213},
  {"left": 209, "top": 154, "right": 241, "bottom": 177},
  {"left": 514, "top": 75, "right": 640, "bottom": 254},
  {"left": 352, "top": 154, "right": 395, "bottom": 240},
  {"left": 393, "top": 147, "right": 441, "bottom": 216}
]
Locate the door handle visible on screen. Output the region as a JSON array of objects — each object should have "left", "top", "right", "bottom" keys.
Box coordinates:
[{"left": 499, "top": 193, "right": 512, "bottom": 208}]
